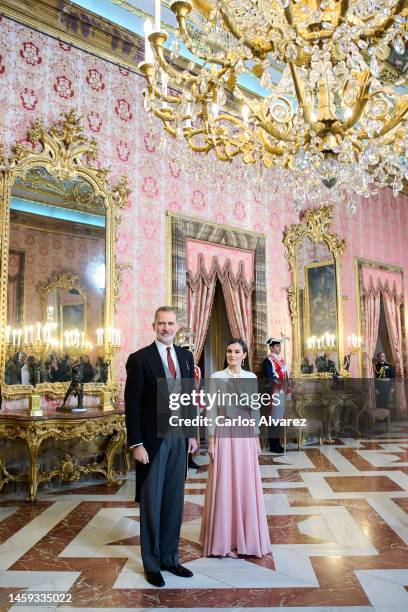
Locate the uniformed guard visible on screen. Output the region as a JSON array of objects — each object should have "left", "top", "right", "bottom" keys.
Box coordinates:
[{"left": 263, "top": 337, "right": 288, "bottom": 454}]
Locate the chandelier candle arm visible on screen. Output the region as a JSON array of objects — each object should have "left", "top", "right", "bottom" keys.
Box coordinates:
[
  {"left": 170, "top": 1, "right": 193, "bottom": 34},
  {"left": 171, "top": 2, "right": 238, "bottom": 68},
  {"left": 148, "top": 31, "right": 199, "bottom": 86}
]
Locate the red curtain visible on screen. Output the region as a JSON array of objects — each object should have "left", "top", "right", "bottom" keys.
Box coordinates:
[
  {"left": 363, "top": 272, "right": 406, "bottom": 415},
  {"left": 219, "top": 260, "right": 253, "bottom": 366},
  {"left": 187, "top": 255, "right": 254, "bottom": 366},
  {"left": 382, "top": 284, "right": 404, "bottom": 377},
  {"left": 363, "top": 279, "right": 381, "bottom": 378},
  {"left": 187, "top": 261, "right": 217, "bottom": 364}
]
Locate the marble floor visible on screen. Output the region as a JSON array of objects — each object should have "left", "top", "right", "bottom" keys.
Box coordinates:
[{"left": 2, "top": 425, "right": 408, "bottom": 610}]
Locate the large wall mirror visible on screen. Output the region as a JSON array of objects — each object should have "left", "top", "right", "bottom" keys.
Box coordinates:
[
  {"left": 0, "top": 111, "right": 130, "bottom": 400},
  {"left": 284, "top": 206, "right": 346, "bottom": 377}
]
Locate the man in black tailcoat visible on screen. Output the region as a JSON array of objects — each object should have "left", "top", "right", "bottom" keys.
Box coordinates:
[{"left": 125, "top": 306, "right": 198, "bottom": 588}]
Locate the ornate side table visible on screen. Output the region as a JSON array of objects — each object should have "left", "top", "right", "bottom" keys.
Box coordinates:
[{"left": 0, "top": 406, "right": 128, "bottom": 502}]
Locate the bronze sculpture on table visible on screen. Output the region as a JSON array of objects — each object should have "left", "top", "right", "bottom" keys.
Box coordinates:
[{"left": 57, "top": 365, "right": 87, "bottom": 413}]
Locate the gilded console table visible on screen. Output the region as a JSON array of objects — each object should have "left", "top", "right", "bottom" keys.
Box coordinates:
[
  {"left": 290, "top": 388, "right": 367, "bottom": 442},
  {"left": 0, "top": 407, "right": 128, "bottom": 502}
]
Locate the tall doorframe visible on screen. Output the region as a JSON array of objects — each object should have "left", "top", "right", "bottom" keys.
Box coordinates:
[
  {"left": 355, "top": 257, "right": 406, "bottom": 377},
  {"left": 166, "top": 212, "right": 267, "bottom": 372}
]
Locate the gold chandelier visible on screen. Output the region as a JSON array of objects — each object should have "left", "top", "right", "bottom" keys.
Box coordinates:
[{"left": 139, "top": 1, "right": 408, "bottom": 201}]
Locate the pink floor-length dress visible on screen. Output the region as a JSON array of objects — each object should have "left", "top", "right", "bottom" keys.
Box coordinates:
[{"left": 200, "top": 374, "right": 272, "bottom": 557}]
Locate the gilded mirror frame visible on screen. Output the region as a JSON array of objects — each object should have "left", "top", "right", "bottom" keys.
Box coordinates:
[
  {"left": 0, "top": 110, "right": 130, "bottom": 400},
  {"left": 283, "top": 205, "right": 347, "bottom": 377},
  {"left": 38, "top": 272, "right": 89, "bottom": 336}
]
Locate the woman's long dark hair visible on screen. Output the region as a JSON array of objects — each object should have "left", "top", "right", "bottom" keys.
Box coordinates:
[{"left": 223, "top": 337, "right": 250, "bottom": 370}]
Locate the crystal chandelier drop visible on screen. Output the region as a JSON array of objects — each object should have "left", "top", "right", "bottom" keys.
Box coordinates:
[{"left": 139, "top": 1, "right": 408, "bottom": 208}]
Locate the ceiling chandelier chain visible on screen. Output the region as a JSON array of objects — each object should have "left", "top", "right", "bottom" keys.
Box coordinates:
[{"left": 139, "top": 1, "right": 408, "bottom": 209}]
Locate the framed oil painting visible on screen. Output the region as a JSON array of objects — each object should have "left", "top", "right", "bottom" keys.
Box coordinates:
[
  {"left": 60, "top": 303, "right": 85, "bottom": 333},
  {"left": 7, "top": 249, "right": 25, "bottom": 326},
  {"left": 304, "top": 260, "right": 337, "bottom": 338}
]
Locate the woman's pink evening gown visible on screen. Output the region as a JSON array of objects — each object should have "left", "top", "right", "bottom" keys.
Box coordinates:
[{"left": 200, "top": 373, "right": 271, "bottom": 557}]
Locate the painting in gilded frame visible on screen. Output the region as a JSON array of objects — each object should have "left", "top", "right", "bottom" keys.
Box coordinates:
[
  {"left": 60, "top": 303, "right": 85, "bottom": 334},
  {"left": 304, "top": 260, "right": 337, "bottom": 339},
  {"left": 7, "top": 249, "right": 25, "bottom": 326}
]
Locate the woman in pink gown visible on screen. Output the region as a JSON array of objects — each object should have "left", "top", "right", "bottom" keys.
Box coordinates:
[{"left": 200, "top": 338, "right": 272, "bottom": 558}]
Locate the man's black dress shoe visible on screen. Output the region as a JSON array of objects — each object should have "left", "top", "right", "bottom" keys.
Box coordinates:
[
  {"left": 161, "top": 564, "right": 193, "bottom": 578},
  {"left": 188, "top": 458, "right": 200, "bottom": 469},
  {"left": 144, "top": 570, "right": 165, "bottom": 587}
]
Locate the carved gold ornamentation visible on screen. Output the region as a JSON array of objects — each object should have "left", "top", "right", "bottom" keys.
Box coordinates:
[
  {"left": 113, "top": 262, "right": 133, "bottom": 313},
  {"left": 13, "top": 167, "right": 105, "bottom": 214},
  {"left": 34, "top": 381, "right": 106, "bottom": 399},
  {"left": 140, "top": 0, "right": 408, "bottom": 204},
  {"left": 0, "top": 384, "right": 34, "bottom": 400},
  {"left": 0, "top": 457, "right": 15, "bottom": 491},
  {"left": 283, "top": 205, "right": 347, "bottom": 377},
  {"left": 38, "top": 272, "right": 89, "bottom": 322},
  {"left": 0, "top": 410, "right": 127, "bottom": 501},
  {"left": 283, "top": 205, "right": 346, "bottom": 270},
  {"left": 58, "top": 453, "right": 82, "bottom": 481},
  {"left": 0, "top": 143, "right": 5, "bottom": 168},
  {"left": 0, "top": 110, "right": 131, "bottom": 401},
  {"left": 288, "top": 287, "right": 297, "bottom": 320}
]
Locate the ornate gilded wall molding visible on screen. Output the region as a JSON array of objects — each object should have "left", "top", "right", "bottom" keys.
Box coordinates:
[
  {"left": 1, "top": 0, "right": 142, "bottom": 72},
  {"left": 38, "top": 272, "right": 89, "bottom": 321},
  {"left": 283, "top": 205, "right": 346, "bottom": 270},
  {"left": 167, "top": 211, "right": 267, "bottom": 372},
  {"left": 283, "top": 205, "right": 347, "bottom": 377},
  {"left": 0, "top": 110, "right": 131, "bottom": 399}
]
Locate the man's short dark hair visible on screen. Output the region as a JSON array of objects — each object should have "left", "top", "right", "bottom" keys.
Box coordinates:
[{"left": 154, "top": 306, "right": 178, "bottom": 322}]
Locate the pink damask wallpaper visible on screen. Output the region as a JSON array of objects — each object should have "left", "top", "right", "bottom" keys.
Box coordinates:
[
  {"left": 9, "top": 222, "right": 105, "bottom": 336},
  {"left": 1, "top": 16, "right": 408, "bottom": 386}
]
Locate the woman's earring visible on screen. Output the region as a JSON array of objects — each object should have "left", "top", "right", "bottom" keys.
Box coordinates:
[{"left": 242, "top": 359, "right": 245, "bottom": 366}]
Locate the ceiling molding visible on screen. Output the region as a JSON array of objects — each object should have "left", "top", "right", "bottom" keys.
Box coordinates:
[{"left": 1, "top": 0, "right": 143, "bottom": 70}]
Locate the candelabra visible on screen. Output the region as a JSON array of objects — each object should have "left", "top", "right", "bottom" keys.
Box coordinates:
[
  {"left": 344, "top": 333, "right": 362, "bottom": 371},
  {"left": 4, "top": 323, "right": 60, "bottom": 361},
  {"left": 2, "top": 323, "right": 122, "bottom": 412},
  {"left": 95, "top": 327, "right": 122, "bottom": 411},
  {"left": 346, "top": 334, "right": 363, "bottom": 353},
  {"left": 61, "top": 329, "right": 94, "bottom": 359},
  {"left": 4, "top": 323, "right": 95, "bottom": 362},
  {"left": 306, "top": 332, "right": 337, "bottom": 355}
]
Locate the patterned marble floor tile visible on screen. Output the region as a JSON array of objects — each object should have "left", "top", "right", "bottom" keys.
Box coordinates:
[{"left": 1, "top": 439, "right": 408, "bottom": 608}]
